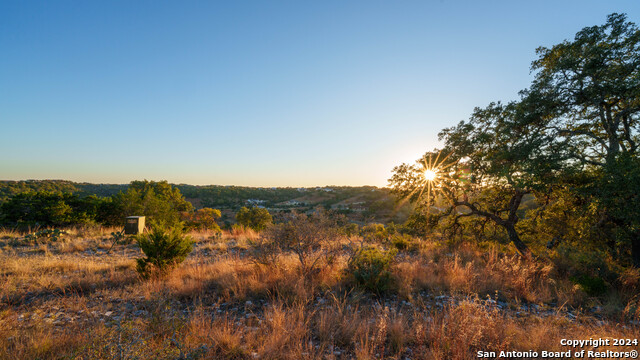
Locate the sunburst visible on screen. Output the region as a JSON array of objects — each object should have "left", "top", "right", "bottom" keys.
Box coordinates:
[
  {"left": 409, "top": 150, "right": 457, "bottom": 212},
  {"left": 424, "top": 169, "right": 437, "bottom": 181}
]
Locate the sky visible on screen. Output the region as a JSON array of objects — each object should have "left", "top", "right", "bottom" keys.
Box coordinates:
[{"left": 1, "top": 1, "right": 638, "bottom": 187}]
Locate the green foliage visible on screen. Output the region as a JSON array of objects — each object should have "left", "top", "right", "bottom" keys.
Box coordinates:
[
  {"left": 528, "top": 13, "right": 639, "bottom": 168},
  {"left": 388, "top": 13, "right": 640, "bottom": 262},
  {"left": 402, "top": 211, "right": 438, "bottom": 237},
  {"left": 389, "top": 233, "right": 418, "bottom": 252},
  {"left": 0, "top": 180, "right": 79, "bottom": 203},
  {"left": 0, "top": 181, "right": 403, "bottom": 227},
  {"left": 570, "top": 274, "right": 608, "bottom": 297},
  {"left": 595, "top": 154, "right": 640, "bottom": 266},
  {"left": 183, "top": 207, "right": 222, "bottom": 232},
  {"left": 0, "top": 191, "right": 111, "bottom": 228},
  {"left": 519, "top": 187, "right": 603, "bottom": 256},
  {"left": 235, "top": 206, "right": 272, "bottom": 231},
  {"left": 135, "top": 227, "right": 193, "bottom": 279},
  {"left": 360, "top": 223, "right": 388, "bottom": 242},
  {"left": 114, "top": 180, "right": 193, "bottom": 230},
  {"left": 341, "top": 222, "right": 360, "bottom": 237},
  {"left": 347, "top": 246, "right": 397, "bottom": 294},
  {"left": 389, "top": 99, "right": 565, "bottom": 258},
  {"left": 524, "top": 13, "right": 640, "bottom": 266}
]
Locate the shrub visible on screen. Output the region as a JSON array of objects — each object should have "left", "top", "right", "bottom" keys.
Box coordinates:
[
  {"left": 183, "top": 207, "right": 222, "bottom": 232},
  {"left": 341, "top": 223, "right": 360, "bottom": 237},
  {"left": 247, "top": 235, "right": 281, "bottom": 267},
  {"left": 135, "top": 227, "right": 193, "bottom": 279},
  {"left": 236, "top": 206, "right": 272, "bottom": 231},
  {"left": 570, "top": 274, "right": 608, "bottom": 296},
  {"left": 347, "top": 246, "right": 398, "bottom": 293},
  {"left": 360, "top": 223, "right": 388, "bottom": 242},
  {"left": 389, "top": 233, "right": 418, "bottom": 252},
  {"left": 252, "top": 212, "right": 340, "bottom": 277}
]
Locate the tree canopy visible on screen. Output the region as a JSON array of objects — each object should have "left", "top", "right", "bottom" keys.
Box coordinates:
[
  {"left": 528, "top": 13, "right": 639, "bottom": 167},
  {"left": 391, "top": 13, "right": 640, "bottom": 266},
  {"left": 235, "top": 206, "right": 273, "bottom": 231},
  {"left": 113, "top": 180, "right": 193, "bottom": 229},
  {"left": 390, "top": 101, "right": 565, "bottom": 257},
  {"left": 0, "top": 191, "right": 110, "bottom": 227}
]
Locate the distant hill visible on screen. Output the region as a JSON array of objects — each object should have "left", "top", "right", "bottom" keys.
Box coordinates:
[{"left": 0, "top": 180, "right": 412, "bottom": 224}]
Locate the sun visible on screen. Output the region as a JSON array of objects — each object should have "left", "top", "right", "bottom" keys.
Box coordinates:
[
  {"left": 424, "top": 169, "right": 437, "bottom": 181},
  {"left": 394, "top": 149, "right": 457, "bottom": 216},
  {"left": 405, "top": 150, "right": 457, "bottom": 213}
]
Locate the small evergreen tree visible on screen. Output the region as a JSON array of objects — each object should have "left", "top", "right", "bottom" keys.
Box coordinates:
[
  {"left": 135, "top": 227, "right": 193, "bottom": 279},
  {"left": 347, "top": 245, "right": 398, "bottom": 294}
]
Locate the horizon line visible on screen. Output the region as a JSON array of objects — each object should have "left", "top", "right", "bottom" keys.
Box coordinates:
[{"left": 0, "top": 178, "right": 390, "bottom": 189}]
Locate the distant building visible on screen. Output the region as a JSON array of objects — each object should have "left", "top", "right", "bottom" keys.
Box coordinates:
[{"left": 315, "top": 187, "right": 333, "bottom": 192}]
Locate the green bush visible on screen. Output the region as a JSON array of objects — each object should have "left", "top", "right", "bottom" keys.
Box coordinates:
[
  {"left": 235, "top": 206, "right": 272, "bottom": 231},
  {"left": 389, "top": 233, "right": 418, "bottom": 251},
  {"left": 183, "top": 207, "right": 222, "bottom": 232},
  {"left": 570, "top": 274, "right": 608, "bottom": 296},
  {"left": 341, "top": 223, "right": 360, "bottom": 237},
  {"left": 135, "top": 227, "right": 193, "bottom": 279},
  {"left": 347, "top": 246, "right": 397, "bottom": 293},
  {"left": 360, "top": 223, "right": 388, "bottom": 242}
]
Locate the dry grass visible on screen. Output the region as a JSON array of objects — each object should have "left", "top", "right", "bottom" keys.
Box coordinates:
[
  {"left": 0, "top": 255, "right": 137, "bottom": 307},
  {"left": 1, "top": 227, "right": 639, "bottom": 359},
  {"left": 392, "top": 244, "right": 587, "bottom": 307},
  {"left": 229, "top": 226, "right": 259, "bottom": 242}
]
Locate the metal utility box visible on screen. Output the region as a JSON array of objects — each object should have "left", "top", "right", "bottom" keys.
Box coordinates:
[{"left": 124, "top": 216, "right": 145, "bottom": 235}]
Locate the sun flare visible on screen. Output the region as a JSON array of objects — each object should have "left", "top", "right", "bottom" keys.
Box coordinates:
[
  {"left": 424, "top": 169, "right": 437, "bottom": 181},
  {"left": 398, "top": 150, "right": 457, "bottom": 213}
]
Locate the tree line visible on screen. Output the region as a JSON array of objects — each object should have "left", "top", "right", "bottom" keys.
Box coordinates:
[
  {"left": 0, "top": 180, "right": 191, "bottom": 229},
  {"left": 0, "top": 179, "right": 278, "bottom": 233}
]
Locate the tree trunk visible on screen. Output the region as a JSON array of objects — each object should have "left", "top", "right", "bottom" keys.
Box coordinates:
[
  {"left": 632, "top": 232, "right": 640, "bottom": 268},
  {"left": 505, "top": 222, "right": 532, "bottom": 259}
]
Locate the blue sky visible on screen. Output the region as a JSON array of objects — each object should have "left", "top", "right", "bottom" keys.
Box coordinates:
[{"left": 1, "top": 1, "right": 638, "bottom": 187}]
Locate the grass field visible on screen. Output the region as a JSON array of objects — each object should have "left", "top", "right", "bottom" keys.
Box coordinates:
[{"left": 1, "top": 226, "right": 638, "bottom": 359}]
